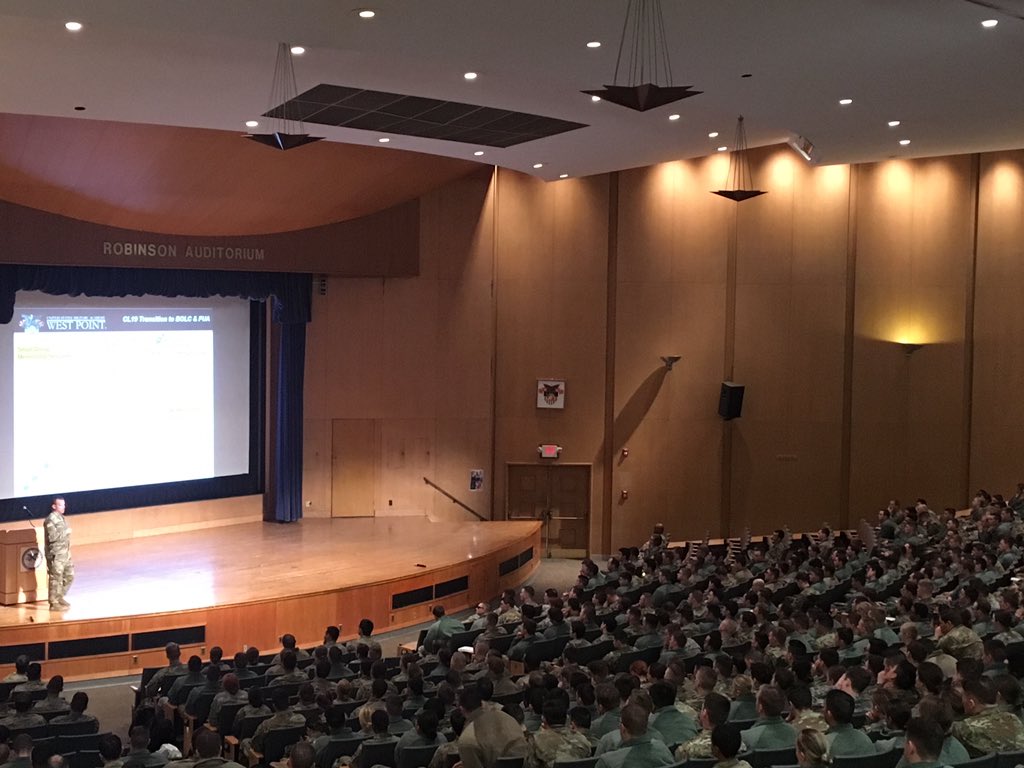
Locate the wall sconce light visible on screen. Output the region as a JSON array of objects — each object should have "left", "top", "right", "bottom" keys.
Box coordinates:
[
  {"left": 898, "top": 342, "right": 924, "bottom": 356},
  {"left": 660, "top": 355, "right": 681, "bottom": 370},
  {"left": 620, "top": 448, "right": 629, "bottom": 458},
  {"left": 620, "top": 489, "right": 629, "bottom": 500}
]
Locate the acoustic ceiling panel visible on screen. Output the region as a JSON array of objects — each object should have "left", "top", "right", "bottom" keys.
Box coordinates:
[{"left": 267, "top": 84, "right": 587, "bottom": 148}]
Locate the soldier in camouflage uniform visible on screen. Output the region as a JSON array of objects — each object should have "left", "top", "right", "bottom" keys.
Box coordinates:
[
  {"left": 675, "top": 692, "right": 730, "bottom": 763},
  {"left": 787, "top": 686, "right": 828, "bottom": 733},
  {"left": 525, "top": 700, "right": 592, "bottom": 768},
  {"left": 952, "top": 678, "right": 1024, "bottom": 756},
  {"left": 241, "top": 688, "right": 307, "bottom": 761},
  {"left": 935, "top": 605, "right": 984, "bottom": 661},
  {"left": 1, "top": 692, "right": 46, "bottom": 728},
  {"left": 45, "top": 496, "right": 73, "bottom": 610}
]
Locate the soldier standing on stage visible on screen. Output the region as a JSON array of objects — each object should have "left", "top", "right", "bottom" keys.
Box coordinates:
[{"left": 45, "top": 497, "right": 74, "bottom": 610}]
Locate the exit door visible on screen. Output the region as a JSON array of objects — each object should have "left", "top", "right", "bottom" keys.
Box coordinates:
[{"left": 507, "top": 464, "right": 590, "bottom": 558}]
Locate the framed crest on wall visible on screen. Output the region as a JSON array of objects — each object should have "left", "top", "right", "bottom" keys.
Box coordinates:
[{"left": 537, "top": 380, "right": 565, "bottom": 409}]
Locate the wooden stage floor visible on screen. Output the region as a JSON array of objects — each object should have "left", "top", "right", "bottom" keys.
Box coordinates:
[{"left": 0, "top": 517, "right": 541, "bottom": 680}]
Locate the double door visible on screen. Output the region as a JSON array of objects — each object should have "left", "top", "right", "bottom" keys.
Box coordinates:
[{"left": 507, "top": 464, "right": 590, "bottom": 558}]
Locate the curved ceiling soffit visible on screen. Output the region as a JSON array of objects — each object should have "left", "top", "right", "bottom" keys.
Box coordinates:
[{"left": 0, "top": 113, "right": 484, "bottom": 236}]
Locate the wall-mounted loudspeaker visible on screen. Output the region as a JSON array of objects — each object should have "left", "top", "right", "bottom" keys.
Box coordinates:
[{"left": 718, "top": 382, "right": 744, "bottom": 420}]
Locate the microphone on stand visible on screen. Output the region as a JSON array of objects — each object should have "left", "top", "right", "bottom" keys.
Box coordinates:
[{"left": 22, "top": 506, "right": 39, "bottom": 528}]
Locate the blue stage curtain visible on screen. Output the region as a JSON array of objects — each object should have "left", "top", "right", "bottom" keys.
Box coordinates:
[
  {"left": 0, "top": 264, "right": 311, "bottom": 524},
  {"left": 274, "top": 313, "right": 306, "bottom": 523}
]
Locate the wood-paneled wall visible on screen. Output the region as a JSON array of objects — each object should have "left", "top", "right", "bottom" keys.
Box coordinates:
[
  {"left": 303, "top": 169, "right": 497, "bottom": 522},
  {"left": 303, "top": 144, "right": 1024, "bottom": 553}
]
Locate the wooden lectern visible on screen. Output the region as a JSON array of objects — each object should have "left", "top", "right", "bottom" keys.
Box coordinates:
[{"left": 0, "top": 528, "right": 47, "bottom": 605}]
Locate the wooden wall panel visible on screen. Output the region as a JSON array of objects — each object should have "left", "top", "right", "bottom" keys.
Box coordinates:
[
  {"left": 972, "top": 151, "right": 1024, "bottom": 492},
  {"left": 850, "top": 156, "right": 975, "bottom": 516},
  {"left": 611, "top": 159, "right": 729, "bottom": 547},
  {"left": 298, "top": 144, "right": 1015, "bottom": 557},
  {"left": 492, "top": 172, "right": 609, "bottom": 550},
  {"left": 302, "top": 171, "right": 495, "bottom": 520},
  {"left": 731, "top": 149, "right": 849, "bottom": 536},
  {"left": 301, "top": 418, "right": 331, "bottom": 517}
]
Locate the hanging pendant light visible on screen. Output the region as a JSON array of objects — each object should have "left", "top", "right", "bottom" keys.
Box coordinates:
[
  {"left": 247, "top": 42, "right": 323, "bottom": 151},
  {"left": 711, "top": 116, "right": 766, "bottom": 202},
  {"left": 582, "top": 0, "right": 701, "bottom": 112}
]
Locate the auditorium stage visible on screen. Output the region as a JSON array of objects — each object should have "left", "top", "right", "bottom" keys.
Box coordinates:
[{"left": 0, "top": 517, "right": 541, "bottom": 681}]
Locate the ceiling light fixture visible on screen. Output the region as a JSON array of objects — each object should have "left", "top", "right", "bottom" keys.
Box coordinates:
[
  {"left": 587, "top": 41, "right": 602, "bottom": 48},
  {"left": 711, "top": 115, "right": 767, "bottom": 202},
  {"left": 533, "top": 163, "right": 544, "bottom": 169},
  {"left": 839, "top": 98, "right": 853, "bottom": 105},
  {"left": 290, "top": 46, "right": 305, "bottom": 55},
  {"left": 717, "top": 146, "right": 728, "bottom": 152},
  {"left": 245, "top": 120, "right": 259, "bottom": 128},
  {"left": 981, "top": 19, "right": 998, "bottom": 27},
  {"left": 559, "top": 173, "right": 569, "bottom": 179},
  {"left": 246, "top": 42, "right": 323, "bottom": 151},
  {"left": 357, "top": 9, "right": 376, "bottom": 18},
  {"left": 64, "top": 21, "right": 83, "bottom": 31},
  {"left": 473, "top": 151, "right": 485, "bottom": 156},
  {"left": 378, "top": 137, "right": 390, "bottom": 143},
  {"left": 888, "top": 120, "right": 901, "bottom": 127},
  {"left": 708, "top": 131, "right": 719, "bottom": 138},
  {"left": 591, "top": 95, "right": 602, "bottom": 102},
  {"left": 899, "top": 139, "right": 911, "bottom": 146},
  {"left": 73, "top": 106, "right": 86, "bottom": 112},
  {"left": 668, "top": 113, "right": 680, "bottom": 121},
  {"left": 464, "top": 72, "right": 478, "bottom": 81},
  {"left": 583, "top": 0, "right": 701, "bottom": 111}
]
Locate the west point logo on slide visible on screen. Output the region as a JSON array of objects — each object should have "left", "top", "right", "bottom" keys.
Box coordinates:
[
  {"left": 18, "top": 314, "right": 43, "bottom": 332},
  {"left": 34, "top": 315, "right": 107, "bottom": 331}
]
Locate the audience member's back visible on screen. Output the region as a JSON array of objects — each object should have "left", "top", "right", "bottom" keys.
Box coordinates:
[{"left": 457, "top": 683, "right": 527, "bottom": 768}]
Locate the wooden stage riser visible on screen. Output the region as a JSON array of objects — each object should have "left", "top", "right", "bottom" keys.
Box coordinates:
[{"left": 0, "top": 527, "right": 541, "bottom": 681}]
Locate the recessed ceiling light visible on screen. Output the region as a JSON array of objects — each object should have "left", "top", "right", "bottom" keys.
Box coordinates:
[
  {"left": 74, "top": 106, "right": 86, "bottom": 112},
  {"left": 741, "top": 73, "right": 753, "bottom": 78},
  {"left": 708, "top": 132, "right": 719, "bottom": 138},
  {"left": 888, "top": 120, "right": 901, "bottom": 127},
  {"left": 357, "top": 9, "right": 376, "bottom": 18},
  {"left": 899, "top": 139, "right": 911, "bottom": 146},
  {"left": 717, "top": 146, "right": 728, "bottom": 152},
  {"left": 981, "top": 19, "right": 998, "bottom": 27},
  {"left": 559, "top": 173, "right": 569, "bottom": 179},
  {"left": 245, "top": 120, "right": 259, "bottom": 128},
  {"left": 378, "top": 137, "right": 390, "bottom": 143},
  {"left": 464, "top": 72, "right": 478, "bottom": 81},
  {"left": 290, "top": 46, "right": 306, "bottom": 55},
  {"left": 533, "top": 163, "right": 544, "bottom": 169},
  {"left": 586, "top": 41, "right": 601, "bottom": 48},
  {"left": 65, "top": 21, "right": 83, "bottom": 31},
  {"left": 839, "top": 98, "right": 853, "bottom": 105},
  {"left": 668, "top": 114, "right": 681, "bottom": 121},
  {"left": 591, "top": 95, "right": 601, "bottom": 102},
  {"left": 473, "top": 151, "right": 484, "bottom": 156}
]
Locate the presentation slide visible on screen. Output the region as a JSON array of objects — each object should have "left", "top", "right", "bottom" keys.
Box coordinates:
[{"left": 0, "top": 293, "right": 253, "bottom": 502}]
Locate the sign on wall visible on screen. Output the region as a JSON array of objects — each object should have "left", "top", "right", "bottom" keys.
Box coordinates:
[{"left": 537, "top": 379, "right": 565, "bottom": 409}]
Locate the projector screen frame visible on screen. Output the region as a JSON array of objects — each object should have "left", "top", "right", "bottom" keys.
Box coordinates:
[{"left": 0, "top": 299, "right": 267, "bottom": 522}]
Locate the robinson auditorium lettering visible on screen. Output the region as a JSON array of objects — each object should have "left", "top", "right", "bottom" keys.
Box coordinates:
[{"left": 102, "top": 241, "right": 265, "bottom": 261}]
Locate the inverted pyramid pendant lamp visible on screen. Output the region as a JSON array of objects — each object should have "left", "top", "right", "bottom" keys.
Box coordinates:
[
  {"left": 582, "top": 0, "right": 701, "bottom": 111},
  {"left": 712, "top": 115, "right": 767, "bottom": 201},
  {"left": 246, "top": 42, "right": 323, "bottom": 151}
]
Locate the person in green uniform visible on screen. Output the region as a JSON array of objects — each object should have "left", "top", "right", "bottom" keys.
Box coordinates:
[{"left": 45, "top": 496, "right": 73, "bottom": 610}]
